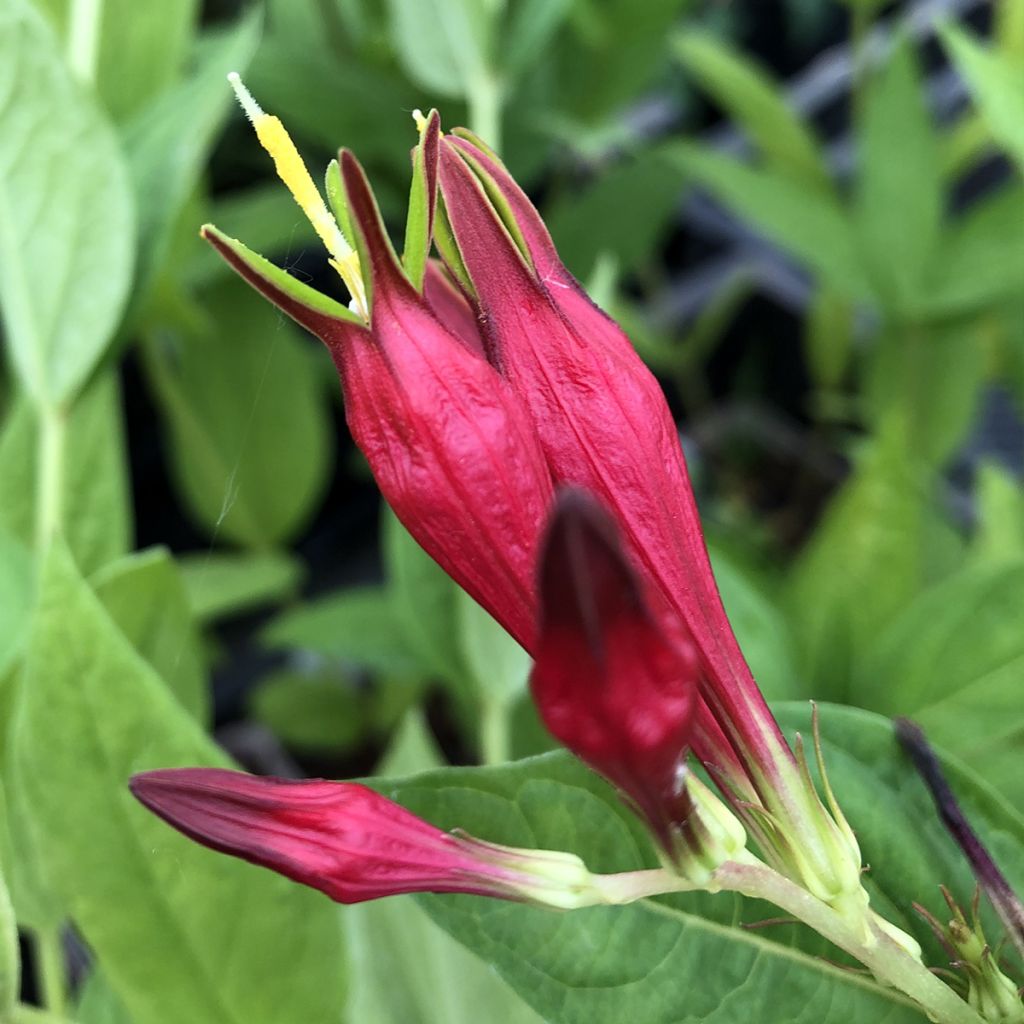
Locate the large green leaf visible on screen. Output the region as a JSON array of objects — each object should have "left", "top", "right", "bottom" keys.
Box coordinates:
[
  {"left": 667, "top": 143, "right": 876, "bottom": 303},
  {"left": 382, "top": 509, "right": 467, "bottom": 682},
  {"left": 855, "top": 561, "right": 1024, "bottom": 811},
  {"left": 709, "top": 549, "right": 804, "bottom": 702},
  {"left": 856, "top": 38, "right": 942, "bottom": 314},
  {"left": 91, "top": 548, "right": 208, "bottom": 722},
  {"left": 0, "top": 372, "right": 131, "bottom": 575},
  {"left": 922, "top": 185, "right": 1024, "bottom": 317},
  {"left": 373, "top": 704, "right": 1023, "bottom": 1024},
  {"left": 125, "top": 13, "right": 260, "bottom": 300},
  {"left": 864, "top": 320, "right": 986, "bottom": 468},
  {"left": 383, "top": 0, "right": 493, "bottom": 99},
  {"left": 786, "top": 423, "right": 925, "bottom": 697},
  {"left": 674, "top": 31, "right": 831, "bottom": 192},
  {"left": 0, "top": 0, "right": 134, "bottom": 405},
  {"left": 9, "top": 540, "right": 346, "bottom": 1024},
  {"left": 943, "top": 25, "right": 1024, "bottom": 172},
  {"left": 34, "top": 0, "right": 198, "bottom": 123},
  {"left": 177, "top": 550, "right": 305, "bottom": 623},
  {"left": 261, "top": 585, "right": 419, "bottom": 676},
  {"left": 143, "top": 278, "right": 332, "bottom": 548}
]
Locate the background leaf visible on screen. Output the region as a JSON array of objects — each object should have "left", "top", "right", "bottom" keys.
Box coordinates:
[
  {"left": 143, "top": 278, "right": 332, "bottom": 548},
  {"left": 91, "top": 548, "right": 208, "bottom": 722},
  {"left": 855, "top": 38, "right": 942, "bottom": 314},
  {"left": 0, "top": 0, "right": 134, "bottom": 405},
  {"left": 10, "top": 540, "right": 347, "bottom": 1024}
]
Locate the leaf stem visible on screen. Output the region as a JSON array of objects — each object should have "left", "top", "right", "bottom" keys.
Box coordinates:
[
  {"left": 68, "top": 0, "right": 104, "bottom": 82},
  {"left": 480, "top": 697, "right": 510, "bottom": 765},
  {"left": 468, "top": 71, "right": 503, "bottom": 154},
  {"left": 36, "top": 405, "right": 67, "bottom": 554},
  {"left": 34, "top": 929, "right": 66, "bottom": 1017}
]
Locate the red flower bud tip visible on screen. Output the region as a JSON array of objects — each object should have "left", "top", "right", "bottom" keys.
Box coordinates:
[
  {"left": 130, "top": 768, "right": 614, "bottom": 909},
  {"left": 530, "top": 489, "right": 700, "bottom": 852},
  {"left": 437, "top": 140, "right": 791, "bottom": 786}
]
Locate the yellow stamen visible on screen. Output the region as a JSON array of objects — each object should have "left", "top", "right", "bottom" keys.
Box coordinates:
[
  {"left": 412, "top": 108, "right": 428, "bottom": 137},
  {"left": 227, "top": 72, "right": 368, "bottom": 320}
]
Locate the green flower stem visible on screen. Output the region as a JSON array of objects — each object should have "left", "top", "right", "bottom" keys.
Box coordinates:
[
  {"left": 713, "top": 860, "right": 985, "bottom": 1024},
  {"left": 468, "top": 70, "right": 503, "bottom": 155},
  {"left": 480, "top": 697, "right": 511, "bottom": 766},
  {"left": 68, "top": 0, "right": 103, "bottom": 82},
  {"left": 34, "top": 928, "right": 66, "bottom": 1017},
  {"left": 591, "top": 859, "right": 983, "bottom": 1024},
  {"left": 36, "top": 404, "right": 67, "bottom": 555}
]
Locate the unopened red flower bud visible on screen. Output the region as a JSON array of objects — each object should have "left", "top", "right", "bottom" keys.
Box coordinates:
[{"left": 130, "top": 768, "right": 620, "bottom": 910}]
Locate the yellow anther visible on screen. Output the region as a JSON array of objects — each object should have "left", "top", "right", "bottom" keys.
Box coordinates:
[
  {"left": 412, "top": 108, "right": 428, "bottom": 137},
  {"left": 227, "top": 72, "right": 368, "bottom": 320}
]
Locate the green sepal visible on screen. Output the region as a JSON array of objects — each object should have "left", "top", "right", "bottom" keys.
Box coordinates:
[
  {"left": 403, "top": 109, "right": 441, "bottom": 291},
  {"left": 200, "top": 224, "right": 364, "bottom": 330}
]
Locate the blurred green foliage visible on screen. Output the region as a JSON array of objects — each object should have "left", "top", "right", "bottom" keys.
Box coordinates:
[{"left": 1, "top": 0, "right": 1023, "bottom": 1020}]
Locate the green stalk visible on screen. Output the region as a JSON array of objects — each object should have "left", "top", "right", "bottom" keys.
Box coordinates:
[
  {"left": 468, "top": 71, "right": 503, "bottom": 155},
  {"left": 713, "top": 860, "right": 985, "bottom": 1024},
  {"left": 68, "top": 0, "right": 104, "bottom": 82},
  {"left": 35, "top": 405, "right": 67, "bottom": 554},
  {"left": 34, "top": 929, "right": 66, "bottom": 1017},
  {"left": 480, "top": 697, "right": 510, "bottom": 765}
]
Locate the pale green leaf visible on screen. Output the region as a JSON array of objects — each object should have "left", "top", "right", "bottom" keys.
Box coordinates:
[
  {"left": 456, "top": 590, "right": 530, "bottom": 709},
  {"left": 943, "top": 24, "right": 1024, "bottom": 172},
  {"left": 667, "top": 143, "right": 876, "bottom": 303},
  {"left": 91, "top": 548, "right": 208, "bottom": 722},
  {"left": 177, "top": 550, "right": 305, "bottom": 623},
  {"left": 124, "top": 13, "right": 260, "bottom": 299},
  {"left": 384, "top": 0, "right": 493, "bottom": 98},
  {"left": 0, "top": 0, "right": 134, "bottom": 405},
  {"left": 10, "top": 540, "right": 346, "bottom": 1024},
  {"left": 261, "top": 585, "right": 418, "bottom": 677},
  {"left": 143, "top": 277, "right": 333, "bottom": 548},
  {"left": 855, "top": 561, "right": 1024, "bottom": 811},
  {"left": 34, "top": 0, "right": 198, "bottom": 123},
  {"left": 674, "top": 30, "right": 831, "bottom": 191}
]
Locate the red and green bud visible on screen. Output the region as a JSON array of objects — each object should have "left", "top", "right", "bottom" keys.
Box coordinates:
[
  {"left": 202, "top": 123, "right": 552, "bottom": 652},
  {"left": 130, "top": 769, "right": 681, "bottom": 910}
]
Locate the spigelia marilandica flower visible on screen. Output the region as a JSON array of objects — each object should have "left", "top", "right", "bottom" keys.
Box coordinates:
[
  {"left": 431, "top": 130, "right": 873, "bottom": 926},
  {"left": 203, "top": 79, "right": 552, "bottom": 651},
  {"left": 128, "top": 768, "right": 691, "bottom": 910},
  {"left": 196, "top": 77, "right": 870, "bottom": 932}
]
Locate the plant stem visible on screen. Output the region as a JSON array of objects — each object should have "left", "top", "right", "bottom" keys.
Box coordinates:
[
  {"left": 36, "top": 405, "right": 67, "bottom": 554},
  {"left": 34, "top": 929, "right": 66, "bottom": 1017},
  {"left": 714, "top": 860, "right": 985, "bottom": 1024},
  {"left": 468, "top": 71, "right": 503, "bottom": 154},
  {"left": 480, "top": 698, "right": 510, "bottom": 765},
  {"left": 68, "top": 0, "right": 103, "bottom": 82}
]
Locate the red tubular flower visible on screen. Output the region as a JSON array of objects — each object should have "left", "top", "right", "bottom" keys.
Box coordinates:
[
  {"left": 531, "top": 489, "right": 700, "bottom": 852},
  {"left": 436, "top": 138, "right": 792, "bottom": 792},
  {"left": 130, "top": 768, "right": 613, "bottom": 909},
  {"left": 202, "top": 130, "right": 553, "bottom": 651}
]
